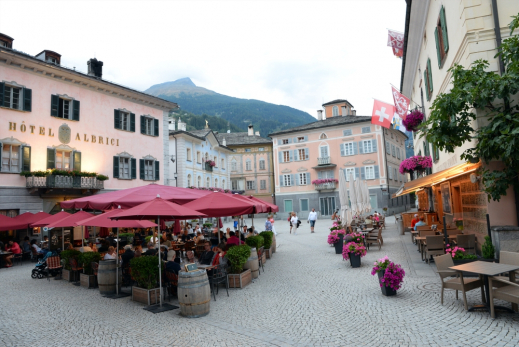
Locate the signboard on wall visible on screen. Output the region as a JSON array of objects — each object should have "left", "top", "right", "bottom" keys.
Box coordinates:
[{"left": 441, "top": 182, "right": 452, "bottom": 215}]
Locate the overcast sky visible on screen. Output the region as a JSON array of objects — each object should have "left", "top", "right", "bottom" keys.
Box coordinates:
[{"left": 0, "top": 0, "right": 406, "bottom": 118}]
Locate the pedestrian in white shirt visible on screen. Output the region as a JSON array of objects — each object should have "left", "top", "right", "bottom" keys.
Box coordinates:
[
  {"left": 290, "top": 212, "right": 299, "bottom": 235},
  {"left": 307, "top": 208, "right": 318, "bottom": 233}
]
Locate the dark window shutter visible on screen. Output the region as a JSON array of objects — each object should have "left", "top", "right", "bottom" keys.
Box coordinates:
[
  {"left": 51, "top": 95, "right": 59, "bottom": 117},
  {"left": 434, "top": 27, "right": 442, "bottom": 68},
  {"left": 424, "top": 70, "right": 430, "bottom": 101},
  {"left": 114, "top": 110, "right": 121, "bottom": 129},
  {"left": 0, "top": 82, "right": 4, "bottom": 107},
  {"left": 140, "top": 116, "right": 145, "bottom": 134},
  {"left": 427, "top": 58, "right": 433, "bottom": 94},
  {"left": 440, "top": 6, "right": 449, "bottom": 53},
  {"left": 23, "top": 88, "right": 32, "bottom": 111},
  {"left": 113, "top": 156, "right": 119, "bottom": 178},
  {"left": 72, "top": 100, "right": 80, "bottom": 121},
  {"left": 22, "top": 146, "right": 31, "bottom": 172},
  {"left": 73, "top": 151, "right": 81, "bottom": 172},
  {"left": 154, "top": 119, "right": 159, "bottom": 137},
  {"left": 130, "top": 113, "right": 135, "bottom": 132},
  {"left": 47, "top": 148, "right": 55, "bottom": 169},
  {"left": 131, "top": 158, "right": 137, "bottom": 179},
  {"left": 139, "top": 159, "right": 145, "bottom": 179}
]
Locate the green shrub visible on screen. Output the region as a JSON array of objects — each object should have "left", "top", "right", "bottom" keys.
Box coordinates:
[
  {"left": 225, "top": 244, "right": 251, "bottom": 274},
  {"left": 144, "top": 235, "right": 152, "bottom": 244},
  {"left": 119, "top": 233, "right": 134, "bottom": 243},
  {"left": 482, "top": 236, "right": 495, "bottom": 259},
  {"left": 129, "top": 256, "right": 162, "bottom": 289},
  {"left": 245, "top": 235, "right": 264, "bottom": 250},
  {"left": 203, "top": 223, "right": 213, "bottom": 228},
  {"left": 60, "top": 250, "right": 82, "bottom": 270},
  {"left": 259, "top": 231, "right": 274, "bottom": 249},
  {"left": 96, "top": 174, "right": 109, "bottom": 181},
  {"left": 79, "top": 252, "right": 102, "bottom": 275}
]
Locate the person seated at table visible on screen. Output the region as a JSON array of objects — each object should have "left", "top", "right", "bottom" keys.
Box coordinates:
[
  {"left": 144, "top": 242, "right": 158, "bottom": 256},
  {"left": 89, "top": 242, "right": 98, "bottom": 252},
  {"left": 211, "top": 243, "right": 227, "bottom": 266},
  {"left": 161, "top": 233, "right": 171, "bottom": 249},
  {"left": 186, "top": 250, "right": 195, "bottom": 264},
  {"left": 194, "top": 223, "right": 202, "bottom": 234},
  {"left": 373, "top": 214, "right": 380, "bottom": 223},
  {"left": 5, "top": 240, "right": 21, "bottom": 267},
  {"left": 31, "top": 239, "right": 48, "bottom": 257},
  {"left": 104, "top": 246, "right": 117, "bottom": 260},
  {"left": 98, "top": 240, "right": 110, "bottom": 253},
  {"left": 121, "top": 245, "right": 134, "bottom": 268},
  {"left": 245, "top": 228, "right": 255, "bottom": 239},
  {"left": 225, "top": 227, "right": 232, "bottom": 239},
  {"left": 133, "top": 230, "right": 143, "bottom": 246},
  {"left": 219, "top": 231, "right": 227, "bottom": 243},
  {"left": 80, "top": 244, "right": 93, "bottom": 252},
  {"left": 159, "top": 245, "right": 168, "bottom": 261},
  {"left": 181, "top": 229, "right": 192, "bottom": 242},
  {"left": 198, "top": 242, "right": 214, "bottom": 265},
  {"left": 134, "top": 245, "right": 143, "bottom": 258},
  {"left": 195, "top": 231, "right": 205, "bottom": 245},
  {"left": 414, "top": 216, "right": 428, "bottom": 231},
  {"left": 187, "top": 224, "right": 194, "bottom": 235},
  {"left": 146, "top": 228, "right": 154, "bottom": 236},
  {"left": 411, "top": 214, "right": 420, "bottom": 229},
  {"left": 227, "top": 231, "right": 243, "bottom": 246},
  {"left": 21, "top": 236, "right": 31, "bottom": 253},
  {"left": 64, "top": 242, "right": 74, "bottom": 251},
  {"left": 150, "top": 232, "right": 159, "bottom": 248},
  {"left": 165, "top": 250, "right": 181, "bottom": 275}
]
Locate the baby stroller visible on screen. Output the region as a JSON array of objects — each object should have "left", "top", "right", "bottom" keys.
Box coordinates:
[{"left": 31, "top": 251, "right": 58, "bottom": 279}]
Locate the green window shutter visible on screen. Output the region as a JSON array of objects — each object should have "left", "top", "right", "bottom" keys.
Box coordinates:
[
  {"left": 23, "top": 88, "right": 32, "bottom": 111},
  {"left": 22, "top": 146, "right": 31, "bottom": 172},
  {"left": 73, "top": 151, "right": 81, "bottom": 172},
  {"left": 139, "top": 159, "right": 145, "bottom": 179},
  {"left": 0, "top": 82, "right": 4, "bottom": 107},
  {"left": 51, "top": 95, "right": 59, "bottom": 117},
  {"left": 72, "top": 100, "right": 80, "bottom": 121},
  {"left": 424, "top": 70, "right": 430, "bottom": 101},
  {"left": 440, "top": 6, "right": 449, "bottom": 53},
  {"left": 114, "top": 110, "right": 121, "bottom": 129},
  {"left": 113, "top": 156, "right": 119, "bottom": 178},
  {"left": 434, "top": 27, "right": 442, "bottom": 68},
  {"left": 131, "top": 158, "right": 137, "bottom": 179},
  {"left": 435, "top": 146, "right": 440, "bottom": 161},
  {"left": 47, "top": 148, "right": 56, "bottom": 169},
  {"left": 155, "top": 161, "right": 160, "bottom": 181},
  {"left": 140, "top": 116, "right": 145, "bottom": 134},
  {"left": 130, "top": 113, "right": 135, "bottom": 132},
  {"left": 427, "top": 58, "right": 433, "bottom": 94},
  {"left": 153, "top": 119, "right": 159, "bottom": 137}
]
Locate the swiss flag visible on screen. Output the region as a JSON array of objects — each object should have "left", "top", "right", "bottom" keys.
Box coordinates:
[{"left": 371, "top": 100, "right": 395, "bottom": 129}]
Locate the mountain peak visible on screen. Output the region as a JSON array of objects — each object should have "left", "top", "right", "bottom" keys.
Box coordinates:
[{"left": 171, "top": 77, "right": 196, "bottom": 87}]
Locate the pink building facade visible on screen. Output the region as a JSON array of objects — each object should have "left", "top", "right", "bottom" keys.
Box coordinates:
[
  {"left": 269, "top": 100, "right": 408, "bottom": 219},
  {"left": 0, "top": 35, "right": 176, "bottom": 215}
]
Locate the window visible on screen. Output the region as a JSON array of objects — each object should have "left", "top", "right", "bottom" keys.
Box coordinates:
[
  {"left": 342, "top": 142, "right": 355, "bottom": 156},
  {"left": 221, "top": 158, "right": 225, "bottom": 168},
  {"left": 144, "top": 117, "right": 153, "bottom": 135},
  {"left": 388, "top": 166, "right": 393, "bottom": 179},
  {"left": 365, "top": 166, "right": 375, "bottom": 179},
  {"left": 424, "top": 58, "right": 434, "bottom": 101},
  {"left": 283, "top": 174, "right": 292, "bottom": 186},
  {"left": 3, "top": 85, "right": 20, "bottom": 109},
  {"left": 332, "top": 106, "right": 339, "bottom": 117},
  {"left": 206, "top": 177, "right": 210, "bottom": 188},
  {"left": 1, "top": 83, "right": 31, "bottom": 111},
  {"left": 299, "top": 173, "right": 307, "bottom": 185},
  {"left": 246, "top": 160, "right": 252, "bottom": 171},
  {"left": 391, "top": 144, "right": 396, "bottom": 157},
  {"left": 214, "top": 156, "right": 218, "bottom": 167},
  {"left": 187, "top": 148, "right": 192, "bottom": 161},
  {"left": 222, "top": 179, "right": 225, "bottom": 189},
  {"left": 140, "top": 115, "right": 158, "bottom": 136},
  {"left": 197, "top": 176, "right": 201, "bottom": 187},
  {"left": 283, "top": 151, "right": 290, "bottom": 162},
  {"left": 1, "top": 144, "right": 20, "bottom": 172},
  {"left": 113, "top": 155, "right": 135, "bottom": 180},
  {"left": 259, "top": 159, "right": 265, "bottom": 170},
  {"left": 300, "top": 199, "right": 309, "bottom": 212},
  {"left": 246, "top": 181, "right": 255, "bottom": 190},
  {"left": 396, "top": 147, "right": 401, "bottom": 159},
  {"left": 50, "top": 95, "right": 80, "bottom": 121},
  {"left": 434, "top": 6, "right": 449, "bottom": 69},
  {"left": 343, "top": 129, "right": 352, "bottom": 136},
  {"left": 215, "top": 178, "right": 218, "bottom": 187},
  {"left": 345, "top": 168, "right": 355, "bottom": 181},
  {"left": 298, "top": 149, "right": 306, "bottom": 160},
  {"left": 114, "top": 110, "right": 135, "bottom": 132},
  {"left": 56, "top": 150, "right": 71, "bottom": 170},
  {"left": 187, "top": 174, "right": 192, "bottom": 187},
  {"left": 59, "top": 98, "right": 70, "bottom": 119},
  {"left": 319, "top": 146, "right": 329, "bottom": 158},
  {"left": 363, "top": 140, "right": 373, "bottom": 153},
  {"left": 361, "top": 126, "right": 371, "bottom": 133},
  {"left": 319, "top": 133, "right": 327, "bottom": 139},
  {"left": 433, "top": 144, "right": 440, "bottom": 162},
  {"left": 297, "top": 137, "right": 305, "bottom": 142},
  {"left": 245, "top": 148, "right": 251, "bottom": 152},
  {"left": 317, "top": 170, "right": 334, "bottom": 179},
  {"left": 231, "top": 160, "right": 237, "bottom": 171},
  {"left": 119, "top": 157, "right": 130, "bottom": 179},
  {"left": 386, "top": 141, "right": 390, "bottom": 154},
  {"left": 258, "top": 147, "right": 264, "bottom": 151},
  {"left": 260, "top": 180, "right": 266, "bottom": 190},
  {"left": 144, "top": 160, "right": 154, "bottom": 180},
  {"left": 197, "top": 151, "right": 201, "bottom": 163},
  {"left": 394, "top": 168, "right": 398, "bottom": 180},
  {"left": 232, "top": 180, "right": 238, "bottom": 190},
  {"left": 282, "top": 139, "right": 289, "bottom": 144}
]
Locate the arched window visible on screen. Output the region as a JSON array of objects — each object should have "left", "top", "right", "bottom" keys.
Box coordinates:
[
  {"left": 206, "top": 177, "right": 210, "bottom": 187},
  {"left": 320, "top": 133, "right": 328, "bottom": 139},
  {"left": 221, "top": 158, "right": 225, "bottom": 169},
  {"left": 231, "top": 159, "right": 237, "bottom": 171},
  {"left": 222, "top": 179, "right": 225, "bottom": 189},
  {"left": 332, "top": 106, "right": 339, "bottom": 117},
  {"left": 215, "top": 178, "right": 218, "bottom": 187},
  {"left": 214, "top": 156, "right": 217, "bottom": 167},
  {"left": 245, "top": 159, "right": 252, "bottom": 171},
  {"left": 187, "top": 174, "right": 192, "bottom": 187},
  {"left": 197, "top": 176, "right": 201, "bottom": 187}
]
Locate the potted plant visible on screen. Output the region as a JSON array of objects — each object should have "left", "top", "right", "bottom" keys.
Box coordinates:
[
  {"left": 130, "top": 256, "right": 162, "bottom": 305},
  {"left": 203, "top": 222, "right": 213, "bottom": 228},
  {"left": 79, "top": 251, "right": 102, "bottom": 288},
  {"left": 453, "top": 218, "right": 464, "bottom": 231},
  {"left": 226, "top": 245, "right": 252, "bottom": 288},
  {"left": 60, "top": 249, "right": 82, "bottom": 282},
  {"left": 342, "top": 241, "right": 367, "bottom": 268},
  {"left": 402, "top": 109, "right": 424, "bottom": 132},
  {"left": 482, "top": 236, "right": 496, "bottom": 260},
  {"left": 371, "top": 256, "right": 406, "bottom": 296},
  {"left": 399, "top": 155, "right": 433, "bottom": 175},
  {"left": 259, "top": 231, "right": 274, "bottom": 259},
  {"left": 328, "top": 227, "right": 346, "bottom": 254},
  {"left": 245, "top": 235, "right": 264, "bottom": 250}
]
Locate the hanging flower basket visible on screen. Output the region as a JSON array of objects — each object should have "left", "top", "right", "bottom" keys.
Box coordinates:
[
  {"left": 402, "top": 109, "right": 424, "bottom": 132},
  {"left": 312, "top": 178, "right": 339, "bottom": 185},
  {"left": 399, "top": 155, "right": 432, "bottom": 175}
]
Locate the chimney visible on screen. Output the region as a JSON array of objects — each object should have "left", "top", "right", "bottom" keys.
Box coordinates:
[
  {"left": 36, "top": 50, "right": 61, "bottom": 65},
  {"left": 87, "top": 58, "right": 103, "bottom": 78},
  {"left": 255, "top": 131, "right": 260, "bottom": 136},
  {"left": 248, "top": 124, "right": 254, "bottom": 136},
  {"left": 0, "top": 33, "right": 14, "bottom": 48},
  {"left": 177, "top": 117, "right": 187, "bottom": 131},
  {"left": 341, "top": 106, "right": 347, "bottom": 116},
  {"left": 222, "top": 138, "right": 227, "bottom": 146},
  {"left": 352, "top": 110, "right": 357, "bottom": 116},
  {"left": 168, "top": 119, "right": 175, "bottom": 131},
  {"left": 317, "top": 110, "right": 323, "bottom": 120}
]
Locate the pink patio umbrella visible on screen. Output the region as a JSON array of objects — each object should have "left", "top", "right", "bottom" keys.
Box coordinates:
[
  {"left": 30, "top": 211, "right": 71, "bottom": 228},
  {"left": 173, "top": 220, "right": 182, "bottom": 236},
  {"left": 45, "top": 211, "right": 94, "bottom": 251}
]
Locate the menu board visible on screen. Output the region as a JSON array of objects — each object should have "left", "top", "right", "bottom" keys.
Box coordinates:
[{"left": 49, "top": 229, "right": 71, "bottom": 251}]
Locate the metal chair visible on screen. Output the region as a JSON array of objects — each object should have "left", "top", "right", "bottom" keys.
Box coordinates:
[
  {"left": 209, "top": 263, "right": 229, "bottom": 301},
  {"left": 492, "top": 251, "right": 519, "bottom": 288},
  {"left": 423, "top": 235, "right": 445, "bottom": 263},
  {"left": 46, "top": 256, "right": 62, "bottom": 281},
  {"left": 69, "top": 258, "right": 83, "bottom": 285},
  {"left": 418, "top": 230, "right": 436, "bottom": 253},
  {"left": 12, "top": 252, "right": 23, "bottom": 266},
  {"left": 456, "top": 234, "right": 476, "bottom": 255},
  {"left": 488, "top": 277, "right": 519, "bottom": 318},
  {"left": 164, "top": 270, "right": 178, "bottom": 301},
  {"left": 91, "top": 262, "right": 99, "bottom": 287},
  {"left": 257, "top": 246, "right": 265, "bottom": 274}
]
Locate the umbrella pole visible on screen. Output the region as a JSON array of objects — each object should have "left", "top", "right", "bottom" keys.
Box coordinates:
[
  {"left": 251, "top": 214, "right": 254, "bottom": 228},
  {"left": 116, "top": 227, "right": 119, "bottom": 295},
  {"left": 158, "top": 216, "right": 163, "bottom": 308},
  {"left": 62, "top": 227, "right": 64, "bottom": 251}
]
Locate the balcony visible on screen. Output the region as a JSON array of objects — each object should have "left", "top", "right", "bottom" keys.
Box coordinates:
[
  {"left": 317, "top": 156, "right": 331, "bottom": 165},
  {"left": 26, "top": 175, "right": 104, "bottom": 190},
  {"left": 204, "top": 162, "right": 214, "bottom": 172},
  {"left": 314, "top": 182, "right": 336, "bottom": 191}
]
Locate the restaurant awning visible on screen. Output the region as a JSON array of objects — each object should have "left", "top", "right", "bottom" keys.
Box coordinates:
[{"left": 392, "top": 162, "right": 480, "bottom": 198}]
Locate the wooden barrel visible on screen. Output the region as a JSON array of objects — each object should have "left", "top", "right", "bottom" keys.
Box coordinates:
[
  {"left": 272, "top": 234, "right": 276, "bottom": 253},
  {"left": 243, "top": 247, "right": 259, "bottom": 279},
  {"left": 97, "top": 260, "right": 122, "bottom": 295},
  {"left": 178, "top": 269, "right": 210, "bottom": 318}
]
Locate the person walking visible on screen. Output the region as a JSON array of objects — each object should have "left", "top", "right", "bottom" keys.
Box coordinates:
[
  {"left": 265, "top": 218, "right": 272, "bottom": 233},
  {"left": 307, "top": 208, "right": 317, "bottom": 233},
  {"left": 290, "top": 212, "right": 299, "bottom": 235},
  {"left": 269, "top": 215, "right": 277, "bottom": 236},
  {"left": 288, "top": 212, "right": 293, "bottom": 234}
]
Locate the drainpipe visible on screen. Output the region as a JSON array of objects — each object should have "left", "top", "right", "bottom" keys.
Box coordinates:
[
  {"left": 382, "top": 130, "right": 391, "bottom": 213},
  {"left": 491, "top": 0, "right": 505, "bottom": 75}
]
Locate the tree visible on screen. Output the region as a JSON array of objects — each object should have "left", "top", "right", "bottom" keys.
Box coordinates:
[{"left": 420, "top": 13, "right": 519, "bottom": 205}]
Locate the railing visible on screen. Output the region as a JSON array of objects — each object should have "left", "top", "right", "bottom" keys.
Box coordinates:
[
  {"left": 204, "top": 162, "right": 213, "bottom": 172},
  {"left": 26, "top": 175, "right": 104, "bottom": 189},
  {"left": 317, "top": 157, "right": 331, "bottom": 165},
  {"left": 314, "top": 182, "right": 336, "bottom": 190}
]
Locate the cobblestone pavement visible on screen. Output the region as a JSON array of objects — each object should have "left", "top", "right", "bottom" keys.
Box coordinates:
[{"left": 2, "top": 216, "right": 519, "bottom": 346}]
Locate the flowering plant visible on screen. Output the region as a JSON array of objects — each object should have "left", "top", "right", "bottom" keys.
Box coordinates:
[
  {"left": 311, "top": 178, "right": 339, "bottom": 185},
  {"left": 371, "top": 256, "right": 406, "bottom": 290},
  {"left": 208, "top": 160, "right": 216, "bottom": 167},
  {"left": 402, "top": 109, "right": 424, "bottom": 131},
  {"left": 348, "top": 232, "right": 365, "bottom": 244},
  {"left": 342, "top": 242, "right": 367, "bottom": 260},
  {"left": 399, "top": 155, "right": 433, "bottom": 174},
  {"left": 445, "top": 244, "right": 477, "bottom": 260},
  {"left": 327, "top": 233, "right": 340, "bottom": 245}
]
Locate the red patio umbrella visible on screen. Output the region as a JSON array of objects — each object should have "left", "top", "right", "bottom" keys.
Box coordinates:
[
  {"left": 0, "top": 214, "right": 21, "bottom": 231},
  {"left": 182, "top": 192, "right": 257, "bottom": 217},
  {"left": 173, "top": 219, "right": 182, "bottom": 235},
  {"left": 247, "top": 196, "right": 279, "bottom": 213},
  {"left": 45, "top": 211, "right": 94, "bottom": 229},
  {"left": 60, "top": 184, "right": 211, "bottom": 210},
  {"left": 232, "top": 194, "right": 268, "bottom": 213},
  {"left": 30, "top": 211, "right": 71, "bottom": 228},
  {"left": 14, "top": 211, "right": 52, "bottom": 226},
  {"left": 75, "top": 209, "right": 157, "bottom": 229},
  {"left": 110, "top": 195, "right": 206, "bottom": 308}
]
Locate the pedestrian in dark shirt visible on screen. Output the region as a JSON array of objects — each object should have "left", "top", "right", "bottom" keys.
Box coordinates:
[{"left": 198, "top": 242, "right": 214, "bottom": 265}]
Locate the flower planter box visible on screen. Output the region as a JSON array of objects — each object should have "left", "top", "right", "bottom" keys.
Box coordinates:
[
  {"left": 63, "top": 269, "right": 78, "bottom": 282},
  {"left": 80, "top": 273, "right": 96, "bottom": 288},
  {"left": 265, "top": 247, "right": 273, "bottom": 259},
  {"left": 334, "top": 234, "right": 344, "bottom": 254},
  {"left": 132, "top": 286, "right": 161, "bottom": 305},
  {"left": 378, "top": 270, "right": 397, "bottom": 296},
  {"left": 228, "top": 269, "right": 252, "bottom": 289},
  {"left": 349, "top": 253, "right": 361, "bottom": 268}
]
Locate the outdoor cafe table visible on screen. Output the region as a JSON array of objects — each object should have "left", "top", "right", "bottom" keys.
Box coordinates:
[{"left": 450, "top": 261, "right": 519, "bottom": 314}]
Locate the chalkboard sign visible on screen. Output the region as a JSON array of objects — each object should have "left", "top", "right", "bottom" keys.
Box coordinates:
[{"left": 184, "top": 263, "right": 198, "bottom": 272}]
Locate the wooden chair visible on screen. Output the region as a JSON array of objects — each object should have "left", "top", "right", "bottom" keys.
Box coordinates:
[
  {"left": 456, "top": 234, "right": 476, "bottom": 255},
  {"left": 423, "top": 235, "right": 445, "bottom": 263},
  {"left": 418, "top": 230, "right": 436, "bottom": 253},
  {"left": 257, "top": 246, "right": 265, "bottom": 274},
  {"left": 492, "top": 251, "right": 519, "bottom": 288},
  {"left": 91, "top": 262, "right": 99, "bottom": 287},
  {"left": 416, "top": 225, "right": 431, "bottom": 231},
  {"left": 434, "top": 254, "right": 485, "bottom": 310},
  {"left": 446, "top": 229, "right": 462, "bottom": 236},
  {"left": 69, "top": 258, "right": 83, "bottom": 285},
  {"left": 488, "top": 277, "right": 519, "bottom": 318},
  {"left": 164, "top": 270, "right": 178, "bottom": 301},
  {"left": 46, "top": 256, "right": 62, "bottom": 281},
  {"left": 365, "top": 229, "right": 382, "bottom": 251}
]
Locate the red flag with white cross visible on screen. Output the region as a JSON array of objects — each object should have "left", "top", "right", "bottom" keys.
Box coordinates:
[{"left": 371, "top": 99, "right": 395, "bottom": 129}]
